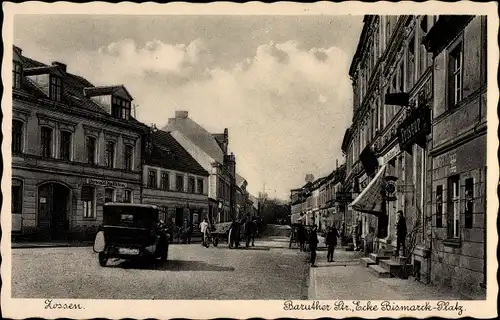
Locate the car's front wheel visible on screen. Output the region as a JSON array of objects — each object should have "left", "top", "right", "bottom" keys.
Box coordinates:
[{"left": 98, "top": 252, "right": 108, "bottom": 267}]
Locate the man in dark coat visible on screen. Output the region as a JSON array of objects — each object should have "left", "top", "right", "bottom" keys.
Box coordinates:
[
  {"left": 396, "top": 210, "right": 407, "bottom": 257},
  {"left": 228, "top": 218, "right": 241, "bottom": 249},
  {"left": 309, "top": 226, "right": 319, "bottom": 267},
  {"left": 326, "top": 226, "right": 340, "bottom": 262},
  {"left": 297, "top": 224, "right": 306, "bottom": 252}
]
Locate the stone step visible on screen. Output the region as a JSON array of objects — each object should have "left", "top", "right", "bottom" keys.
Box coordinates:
[
  {"left": 368, "top": 264, "right": 391, "bottom": 278},
  {"left": 380, "top": 259, "right": 414, "bottom": 278},
  {"left": 369, "top": 253, "right": 391, "bottom": 264},
  {"left": 360, "top": 257, "right": 377, "bottom": 267},
  {"left": 391, "top": 255, "right": 411, "bottom": 265}
]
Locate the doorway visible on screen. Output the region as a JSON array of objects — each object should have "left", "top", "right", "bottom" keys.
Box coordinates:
[{"left": 38, "top": 182, "right": 70, "bottom": 240}]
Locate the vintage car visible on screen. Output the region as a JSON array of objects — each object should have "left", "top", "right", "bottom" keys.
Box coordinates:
[{"left": 93, "top": 203, "right": 170, "bottom": 267}]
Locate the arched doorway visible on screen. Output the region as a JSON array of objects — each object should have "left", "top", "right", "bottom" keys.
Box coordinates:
[{"left": 38, "top": 182, "right": 70, "bottom": 240}]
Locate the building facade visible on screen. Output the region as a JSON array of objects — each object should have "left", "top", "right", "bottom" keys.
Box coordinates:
[
  {"left": 423, "top": 15, "right": 487, "bottom": 296},
  {"left": 11, "top": 46, "right": 147, "bottom": 241},
  {"left": 162, "top": 111, "right": 237, "bottom": 224},
  {"left": 141, "top": 129, "right": 209, "bottom": 229}
]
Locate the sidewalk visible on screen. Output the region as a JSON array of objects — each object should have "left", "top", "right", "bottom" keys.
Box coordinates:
[
  {"left": 12, "top": 240, "right": 94, "bottom": 249},
  {"left": 308, "top": 249, "right": 467, "bottom": 300}
]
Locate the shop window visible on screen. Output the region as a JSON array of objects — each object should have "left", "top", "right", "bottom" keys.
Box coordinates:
[
  {"left": 40, "top": 127, "right": 53, "bottom": 158},
  {"left": 82, "top": 185, "right": 96, "bottom": 218},
  {"left": 464, "top": 178, "right": 474, "bottom": 229},
  {"left": 12, "top": 120, "right": 24, "bottom": 154},
  {"left": 50, "top": 75, "right": 62, "bottom": 101},
  {"left": 12, "top": 179, "right": 23, "bottom": 214},
  {"left": 176, "top": 175, "right": 184, "bottom": 192},
  {"left": 13, "top": 61, "right": 22, "bottom": 89},
  {"left": 161, "top": 172, "right": 170, "bottom": 190},
  {"left": 60, "top": 131, "right": 72, "bottom": 161},
  {"left": 436, "top": 185, "right": 443, "bottom": 228},
  {"left": 86, "top": 136, "right": 97, "bottom": 164},
  {"left": 447, "top": 175, "right": 460, "bottom": 238},
  {"left": 123, "top": 190, "right": 132, "bottom": 203},
  {"left": 188, "top": 177, "right": 195, "bottom": 193},
  {"left": 104, "top": 188, "right": 114, "bottom": 203},
  {"left": 123, "top": 145, "right": 133, "bottom": 171},
  {"left": 105, "top": 141, "right": 115, "bottom": 168},
  {"left": 448, "top": 42, "right": 463, "bottom": 108},
  {"left": 148, "top": 169, "right": 157, "bottom": 188},
  {"left": 197, "top": 179, "right": 204, "bottom": 194}
]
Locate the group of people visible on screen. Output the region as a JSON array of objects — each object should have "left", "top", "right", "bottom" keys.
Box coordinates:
[
  {"left": 290, "top": 222, "right": 341, "bottom": 267},
  {"left": 227, "top": 215, "right": 259, "bottom": 249}
]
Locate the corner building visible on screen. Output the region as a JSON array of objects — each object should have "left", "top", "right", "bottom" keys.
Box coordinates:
[{"left": 11, "top": 46, "right": 148, "bottom": 241}]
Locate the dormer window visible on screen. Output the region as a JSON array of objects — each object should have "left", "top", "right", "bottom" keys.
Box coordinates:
[
  {"left": 112, "top": 96, "right": 131, "bottom": 120},
  {"left": 13, "top": 61, "right": 22, "bottom": 89},
  {"left": 50, "top": 75, "right": 62, "bottom": 101}
]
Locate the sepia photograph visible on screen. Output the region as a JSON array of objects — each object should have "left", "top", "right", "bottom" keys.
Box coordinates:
[{"left": 1, "top": 2, "right": 498, "bottom": 319}]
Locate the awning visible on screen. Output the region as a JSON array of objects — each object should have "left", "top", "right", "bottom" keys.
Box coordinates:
[{"left": 348, "top": 164, "right": 387, "bottom": 215}]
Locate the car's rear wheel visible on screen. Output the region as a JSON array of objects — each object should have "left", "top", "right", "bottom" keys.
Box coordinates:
[{"left": 98, "top": 252, "right": 108, "bottom": 267}]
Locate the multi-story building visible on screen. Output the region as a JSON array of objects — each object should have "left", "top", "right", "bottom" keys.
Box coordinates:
[
  {"left": 162, "top": 111, "right": 236, "bottom": 224},
  {"left": 11, "top": 45, "right": 148, "bottom": 241},
  {"left": 141, "top": 129, "right": 209, "bottom": 229},
  {"left": 423, "top": 15, "right": 487, "bottom": 297},
  {"left": 235, "top": 174, "right": 250, "bottom": 219},
  {"left": 345, "top": 15, "right": 438, "bottom": 278},
  {"left": 322, "top": 164, "right": 347, "bottom": 231}
]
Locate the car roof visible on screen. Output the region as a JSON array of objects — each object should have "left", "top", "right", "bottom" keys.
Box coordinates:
[{"left": 104, "top": 203, "right": 159, "bottom": 209}]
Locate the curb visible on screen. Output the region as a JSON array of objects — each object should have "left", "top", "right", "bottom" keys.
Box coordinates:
[
  {"left": 307, "top": 265, "right": 316, "bottom": 300},
  {"left": 12, "top": 243, "right": 93, "bottom": 249}
]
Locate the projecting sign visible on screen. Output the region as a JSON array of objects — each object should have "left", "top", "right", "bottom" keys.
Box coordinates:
[
  {"left": 384, "top": 176, "right": 398, "bottom": 201},
  {"left": 397, "top": 106, "right": 431, "bottom": 152}
]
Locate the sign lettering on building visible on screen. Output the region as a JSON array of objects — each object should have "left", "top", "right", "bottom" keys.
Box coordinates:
[
  {"left": 86, "top": 178, "right": 127, "bottom": 189},
  {"left": 397, "top": 106, "right": 431, "bottom": 152},
  {"left": 378, "top": 144, "right": 401, "bottom": 166}
]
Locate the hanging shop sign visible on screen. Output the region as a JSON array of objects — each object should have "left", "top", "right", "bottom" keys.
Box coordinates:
[
  {"left": 378, "top": 144, "right": 401, "bottom": 166},
  {"left": 383, "top": 176, "right": 398, "bottom": 201},
  {"left": 336, "top": 192, "right": 353, "bottom": 203},
  {"left": 86, "top": 178, "right": 127, "bottom": 189},
  {"left": 397, "top": 106, "right": 431, "bottom": 152}
]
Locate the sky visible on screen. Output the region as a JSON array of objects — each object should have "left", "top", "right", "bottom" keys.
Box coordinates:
[{"left": 14, "top": 14, "right": 363, "bottom": 200}]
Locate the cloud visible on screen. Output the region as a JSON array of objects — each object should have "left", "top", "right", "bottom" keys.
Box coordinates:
[{"left": 27, "top": 39, "right": 353, "bottom": 199}]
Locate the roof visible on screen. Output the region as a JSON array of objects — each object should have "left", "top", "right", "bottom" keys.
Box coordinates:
[
  {"left": 349, "top": 15, "right": 374, "bottom": 77},
  {"left": 235, "top": 174, "right": 247, "bottom": 188},
  {"left": 145, "top": 129, "right": 209, "bottom": 177},
  {"left": 84, "top": 85, "right": 134, "bottom": 101},
  {"left": 15, "top": 47, "right": 143, "bottom": 127},
  {"left": 212, "top": 133, "right": 226, "bottom": 151},
  {"left": 162, "top": 117, "right": 225, "bottom": 163}
]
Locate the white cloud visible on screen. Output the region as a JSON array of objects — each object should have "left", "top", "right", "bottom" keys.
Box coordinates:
[{"left": 35, "top": 39, "right": 353, "bottom": 199}]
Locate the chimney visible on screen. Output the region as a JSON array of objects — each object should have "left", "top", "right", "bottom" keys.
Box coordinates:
[
  {"left": 175, "top": 111, "right": 189, "bottom": 119},
  {"left": 52, "top": 61, "right": 67, "bottom": 72}
]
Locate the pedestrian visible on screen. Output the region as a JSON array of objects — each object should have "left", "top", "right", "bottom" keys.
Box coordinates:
[
  {"left": 199, "top": 218, "right": 209, "bottom": 248},
  {"left": 228, "top": 218, "right": 241, "bottom": 249},
  {"left": 326, "top": 226, "right": 340, "bottom": 262},
  {"left": 309, "top": 225, "right": 319, "bottom": 267},
  {"left": 182, "top": 218, "right": 192, "bottom": 244},
  {"left": 353, "top": 220, "right": 362, "bottom": 251},
  {"left": 297, "top": 224, "right": 306, "bottom": 252},
  {"left": 395, "top": 210, "right": 407, "bottom": 257}
]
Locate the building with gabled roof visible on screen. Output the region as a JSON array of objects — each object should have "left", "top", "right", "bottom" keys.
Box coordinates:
[
  {"left": 141, "top": 129, "right": 209, "bottom": 230},
  {"left": 11, "top": 45, "right": 149, "bottom": 241}
]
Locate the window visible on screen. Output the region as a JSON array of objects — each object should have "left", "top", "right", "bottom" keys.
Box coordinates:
[
  {"left": 123, "top": 190, "right": 132, "bottom": 203},
  {"left": 13, "top": 61, "right": 22, "bottom": 89},
  {"left": 448, "top": 43, "right": 463, "bottom": 107},
  {"left": 12, "top": 120, "right": 23, "bottom": 154},
  {"left": 111, "top": 96, "right": 131, "bottom": 120},
  {"left": 464, "top": 178, "right": 474, "bottom": 229},
  {"left": 124, "top": 145, "right": 133, "bottom": 171},
  {"left": 60, "top": 131, "right": 72, "bottom": 161},
  {"left": 82, "top": 185, "right": 95, "bottom": 218},
  {"left": 197, "top": 179, "right": 204, "bottom": 194},
  {"left": 188, "top": 177, "right": 196, "bottom": 193},
  {"left": 148, "top": 169, "right": 157, "bottom": 188},
  {"left": 420, "top": 18, "right": 429, "bottom": 75},
  {"left": 40, "top": 127, "right": 53, "bottom": 158},
  {"left": 104, "top": 188, "right": 114, "bottom": 203},
  {"left": 50, "top": 76, "right": 62, "bottom": 101},
  {"left": 436, "top": 185, "right": 443, "bottom": 228},
  {"left": 447, "top": 176, "right": 460, "bottom": 238},
  {"left": 86, "top": 136, "right": 97, "bottom": 164},
  {"left": 161, "top": 172, "right": 170, "bottom": 190},
  {"left": 105, "top": 141, "right": 115, "bottom": 168},
  {"left": 176, "top": 175, "right": 184, "bottom": 192},
  {"left": 12, "top": 179, "right": 23, "bottom": 214}
]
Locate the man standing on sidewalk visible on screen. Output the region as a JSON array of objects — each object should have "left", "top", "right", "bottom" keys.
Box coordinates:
[
  {"left": 326, "top": 226, "right": 340, "bottom": 262},
  {"left": 395, "top": 211, "right": 407, "bottom": 257},
  {"left": 309, "top": 226, "right": 319, "bottom": 267}
]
